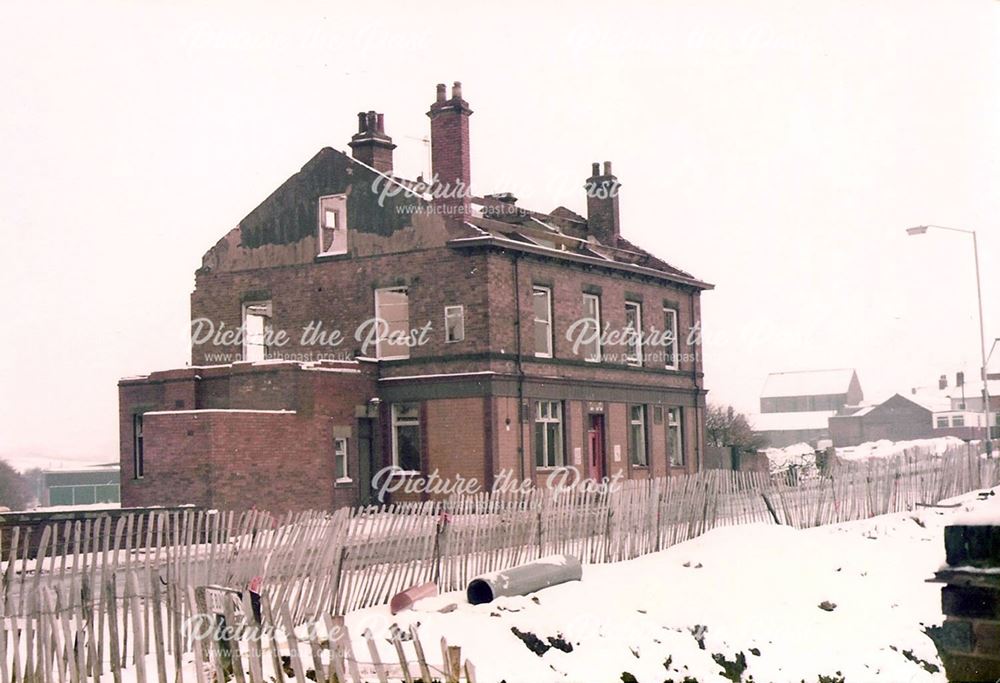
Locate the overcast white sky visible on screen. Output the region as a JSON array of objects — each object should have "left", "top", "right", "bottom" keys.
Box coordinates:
[{"left": 1, "top": 0, "right": 998, "bottom": 469}]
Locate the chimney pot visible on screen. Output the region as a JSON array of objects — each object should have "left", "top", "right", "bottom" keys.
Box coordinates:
[
  {"left": 591, "top": 162, "right": 600, "bottom": 177},
  {"left": 427, "top": 81, "right": 473, "bottom": 221},
  {"left": 349, "top": 110, "right": 396, "bottom": 174},
  {"left": 939, "top": 374, "right": 948, "bottom": 390},
  {"left": 603, "top": 161, "right": 613, "bottom": 176}
]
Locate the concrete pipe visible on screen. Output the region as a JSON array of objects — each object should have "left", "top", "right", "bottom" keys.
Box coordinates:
[{"left": 466, "top": 554, "right": 582, "bottom": 605}]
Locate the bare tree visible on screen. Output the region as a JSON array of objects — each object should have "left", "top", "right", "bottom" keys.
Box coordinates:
[{"left": 706, "top": 403, "right": 768, "bottom": 451}]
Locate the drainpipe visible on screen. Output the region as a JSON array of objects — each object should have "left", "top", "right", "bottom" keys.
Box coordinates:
[
  {"left": 513, "top": 253, "right": 525, "bottom": 482},
  {"left": 689, "top": 288, "right": 702, "bottom": 472}
]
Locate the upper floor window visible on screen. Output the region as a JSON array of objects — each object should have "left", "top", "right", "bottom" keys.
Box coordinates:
[
  {"left": 444, "top": 305, "right": 465, "bottom": 343},
  {"left": 374, "top": 287, "right": 410, "bottom": 360},
  {"left": 532, "top": 286, "right": 553, "bottom": 358},
  {"left": 318, "top": 194, "right": 347, "bottom": 256},
  {"left": 624, "top": 301, "right": 642, "bottom": 366},
  {"left": 663, "top": 307, "right": 679, "bottom": 370},
  {"left": 935, "top": 416, "right": 949, "bottom": 428},
  {"left": 242, "top": 300, "right": 271, "bottom": 362},
  {"left": 581, "top": 293, "right": 602, "bottom": 362}
]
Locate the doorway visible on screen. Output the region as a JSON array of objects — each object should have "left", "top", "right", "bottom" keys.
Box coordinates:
[
  {"left": 357, "top": 418, "right": 376, "bottom": 506},
  {"left": 587, "top": 414, "right": 606, "bottom": 480}
]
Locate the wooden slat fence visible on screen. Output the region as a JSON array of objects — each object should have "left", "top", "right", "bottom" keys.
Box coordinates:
[{"left": 0, "top": 439, "right": 997, "bottom": 681}]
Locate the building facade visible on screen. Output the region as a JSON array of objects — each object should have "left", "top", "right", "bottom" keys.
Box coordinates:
[
  {"left": 119, "top": 83, "right": 712, "bottom": 513},
  {"left": 41, "top": 464, "right": 120, "bottom": 507},
  {"left": 753, "top": 369, "right": 863, "bottom": 448}
]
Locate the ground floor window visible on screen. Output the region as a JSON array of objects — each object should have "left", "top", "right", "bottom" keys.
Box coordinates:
[
  {"left": 628, "top": 405, "right": 648, "bottom": 466},
  {"left": 534, "top": 400, "right": 564, "bottom": 468},
  {"left": 668, "top": 407, "right": 684, "bottom": 467},
  {"left": 133, "top": 413, "right": 144, "bottom": 479},
  {"left": 334, "top": 437, "right": 349, "bottom": 481},
  {"left": 391, "top": 403, "right": 421, "bottom": 471}
]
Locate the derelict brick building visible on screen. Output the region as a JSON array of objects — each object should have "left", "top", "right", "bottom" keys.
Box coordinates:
[{"left": 119, "top": 82, "right": 713, "bottom": 512}]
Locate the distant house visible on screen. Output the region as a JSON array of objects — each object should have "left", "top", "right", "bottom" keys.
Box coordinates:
[
  {"left": 829, "top": 394, "right": 933, "bottom": 447},
  {"left": 752, "top": 369, "right": 863, "bottom": 448},
  {"left": 41, "top": 464, "right": 120, "bottom": 508},
  {"left": 829, "top": 372, "right": 998, "bottom": 447}
]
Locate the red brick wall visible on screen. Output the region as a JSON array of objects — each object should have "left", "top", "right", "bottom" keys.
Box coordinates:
[
  {"left": 424, "top": 397, "right": 487, "bottom": 490},
  {"left": 126, "top": 411, "right": 335, "bottom": 513},
  {"left": 191, "top": 247, "right": 492, "bottom": 368}
]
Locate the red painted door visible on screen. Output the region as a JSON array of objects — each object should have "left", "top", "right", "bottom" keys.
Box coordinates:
[{"left": 588, "top": 414, "right": 606, "bottom": 480}]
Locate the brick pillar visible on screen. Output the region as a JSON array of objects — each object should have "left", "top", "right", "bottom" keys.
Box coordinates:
[
  {"left": 928, "top": 524, "right": 1000, "bottom": 681},
  {"left": 585, "top": 161, "right": 621, "bottom": 247}
]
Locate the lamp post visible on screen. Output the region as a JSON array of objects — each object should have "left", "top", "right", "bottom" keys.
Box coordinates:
[{"left": 906, "top": 225, "right": 992, "bottom": 446}]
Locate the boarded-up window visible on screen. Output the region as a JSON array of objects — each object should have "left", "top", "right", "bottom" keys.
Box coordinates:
[{"left": 374, "top": 287, "right": 410, "bottom": 359}]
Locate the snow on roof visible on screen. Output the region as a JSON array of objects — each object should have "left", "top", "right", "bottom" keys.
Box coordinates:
[
  {"left": 907, "top": 390, "right": 953, "bottom": 412},
  {"left": 751, "top": 410, "right": 838, "bottom": 432},
  {"left": 760, "top": 369, "right": 856, "bottom": 398},
  {"left": 849, "top": 405, "right": 877, "bottom": 417}
]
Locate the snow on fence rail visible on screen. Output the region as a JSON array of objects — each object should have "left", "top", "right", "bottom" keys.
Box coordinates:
[{"left": 0, "top": 439, "right": 997, "bottom": 681}]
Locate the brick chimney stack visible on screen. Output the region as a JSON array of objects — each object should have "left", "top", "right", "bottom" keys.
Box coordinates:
[
  {"left": 427, "top": 82, "right": 473, "bottom": 217},
  {"left": 586, "top": 161, "right": 621, "bottom": 246},
  {"left": 349, "top": 110, "right": 396, "bottom": 174}
]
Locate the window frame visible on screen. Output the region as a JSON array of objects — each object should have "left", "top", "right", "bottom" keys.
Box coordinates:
[
  {"left": 133, "top": 413, "right": 144, "bottom": 480},
  {"left": 668, "top": 407, "right": 684, "bottom": 467},
  {"left": 444, "top": 304, "right": 465, "bottom": 343},
  {"left": 624, "top": 301, "right": 643, "bottom": 367},
  {"left": 317, "top": 193, "right": 348, "bottom": 256},
  {"left": 533, "top": 400, "right": 565, "bottom": 468},
  {"left": 532, "top": 286, "right": 553, "bottom": 358},
  {"left": 334, "top": 437, "right": 350, "bottom": 482},
  {"left": 374, "top": 286, "right": 411, "bottom": 360},
  {"left": 628, "top": 404, "right": 648, "bottom": 466},
  {"left": 581, "top": 293, "right": 602, "bottom": 362},
  {"left": 390, "top": 403, "right": 422, "bottom": 473},
  {"left": 663, "top": 307, "right": 679, "bottom": 370},
  {"left": 241, "top": 300, "right": 271, "bottom": 362}
]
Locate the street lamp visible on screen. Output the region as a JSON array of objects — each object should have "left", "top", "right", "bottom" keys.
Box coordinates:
[{"left": 906, "top": 225, "right": 992, "bottom": 445}]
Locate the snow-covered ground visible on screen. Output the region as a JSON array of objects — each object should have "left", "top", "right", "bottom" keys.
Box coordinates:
[
  {"left": 762, "top": 436, "right": 970, "bottom": 476},
  {"left": 836, "top": 437, "right": 967, "bottom": 462},
  {"left": 343, "top": 486, "right": 1000, "bottom": 683}
]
